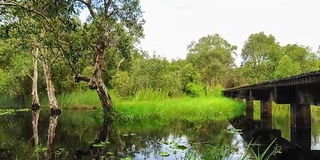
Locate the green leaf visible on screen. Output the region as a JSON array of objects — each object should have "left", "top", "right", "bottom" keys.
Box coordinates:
[{"left": 159, "top": 151, "right": 170, "bottom": 157}]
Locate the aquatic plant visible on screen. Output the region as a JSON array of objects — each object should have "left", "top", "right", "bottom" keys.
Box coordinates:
[{"left": 0, "top": 108, "right": 30, "bottom": 116}]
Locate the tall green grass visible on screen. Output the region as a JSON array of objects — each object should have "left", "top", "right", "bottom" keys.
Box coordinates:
[
  {"left": 57, "top": 90, "right": 101, "bottom": 109},
  {"left": 55, "top": 89, "right": 245, "bottom": 122},
  {"left": 114, "top": 96, "right": 245, "bottom": 122},
  {"left": 0, "top": 89, "right": 245, "bottom": 122}
]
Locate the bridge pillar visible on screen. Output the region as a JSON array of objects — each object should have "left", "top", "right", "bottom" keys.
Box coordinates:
[
  {"left": 245, "top": 99, "right": 253, "bottom": 120},
  {"left": 260, "top": 92, "right": 272, "bottom": 130},
  {"left": 290, "top": 90, "right": 311, "bottom": 150},
  {"left": 290, "top": 103, "right": 311, "bottom": 150}
]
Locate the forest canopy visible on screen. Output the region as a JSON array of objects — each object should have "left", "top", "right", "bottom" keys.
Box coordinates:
[{"left": 0, "top": 1, "right": 319, "bottom": 109}]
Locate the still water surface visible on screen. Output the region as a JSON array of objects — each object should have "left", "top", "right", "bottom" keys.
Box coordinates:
[
  {"left": 0, "top": 110, "right": 245, "bottom": 160},
  {"left": 0, "top": 106, "right": 320, "bottom": 160}
]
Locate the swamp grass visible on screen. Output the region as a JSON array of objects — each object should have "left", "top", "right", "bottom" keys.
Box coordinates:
[
  {"left": 0, "top": 88, "right": 245, "bottom": 122},
  {"left": 56, "top": 90, "right": 245, "bottom": 122}
]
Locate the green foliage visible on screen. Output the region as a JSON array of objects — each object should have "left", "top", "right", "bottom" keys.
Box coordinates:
[
  {"left": 112, "top": 71, "right": 133, "bottom": 97},
  {"left": 241, "top": 32, "right": 282, "bottom": 83},
  {"left": 206, "top": 85, "right": 224, "bottom": 97},
  {"left": 241, "top": 32, "right": 320, "bottom": 84},
  {"left": 187, "top": 34, "right": 237, "bottom": 87},
  {"left": 274, "top": 55, "right": 301, "bottom": 79},
  {"left": 186, "top": 82, "right": 204, "bottom": 97}
]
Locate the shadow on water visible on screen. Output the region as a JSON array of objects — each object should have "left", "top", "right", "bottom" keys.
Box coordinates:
[
  {"left": 0, "top": 110, "right": 244, "bottom": 160},
  {"left": 230, "top": 114, "right": 320, "bottom": 160}
]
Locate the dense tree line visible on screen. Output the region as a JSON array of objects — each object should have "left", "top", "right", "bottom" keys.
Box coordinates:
[{"left": 0, "top": 1, "right": 319, "bottom": 110}]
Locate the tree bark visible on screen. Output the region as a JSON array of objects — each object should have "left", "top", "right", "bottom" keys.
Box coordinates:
[
  {"left": 89, "top": 43, "right": 113, "bottom": 114},
  {"left": 32, "top": 45, "right": 40, "bottom": 110},
  {"left": 42, "top": 61, "right": 60, "bottom": 114}
]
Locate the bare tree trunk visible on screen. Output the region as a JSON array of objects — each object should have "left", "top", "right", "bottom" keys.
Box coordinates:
[
  {"left": 31, "top": 45, "right": 40, "bottom": 147},
  {"left": 42, "top": 61, "right": 60, "bottom": 114},
  {"left": 32, "top": 45, "right": 40, "bottom": 110},
  {"left": 89, "top": 44, "right": 113, "bottom": 114},
  {"left": 45, "top": 115, "right": 59, "bottom": 160}
]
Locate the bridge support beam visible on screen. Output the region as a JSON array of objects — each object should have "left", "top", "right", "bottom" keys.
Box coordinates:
[
  {"left": 260, "top": 92, "right": 272, "bottom": 130},
  {"left": 290, "top": 87, "right": 312, "bottom": 151},
  {"left": 245, "top": 98, "right": 253, "bottom": 120},
  {"left": 290, "top": 104, "right": 311, "bottom": 129},
  {"left": 290, "top": 104, "right": 311, "bottom": 150}
]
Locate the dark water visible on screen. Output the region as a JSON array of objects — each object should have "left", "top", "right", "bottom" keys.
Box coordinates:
[
  {"left": 1, "top": 108, "right": 320, "bottom": 160},
  {"left": 231, "top": 106, "right": 320, "bottom": 160},
  {"left": 0, "top": 110, "right": 246, "bottom": 160}
]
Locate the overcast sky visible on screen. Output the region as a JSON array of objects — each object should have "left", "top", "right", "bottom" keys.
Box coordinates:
[{"left": 139, "top": 0, "right": 320, "bottom": 61}]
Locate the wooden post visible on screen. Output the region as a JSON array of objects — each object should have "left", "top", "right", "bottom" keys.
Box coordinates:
[{"left": 246, "top": 98, "right": 253, "bottom": 120}]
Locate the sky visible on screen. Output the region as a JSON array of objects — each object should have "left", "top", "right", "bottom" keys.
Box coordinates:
[{"left": 138, "top": 0, "right": 320, "bottom": 62}]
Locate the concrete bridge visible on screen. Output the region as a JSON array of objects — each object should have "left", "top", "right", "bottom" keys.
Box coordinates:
[{"left": 223, "top": 70, "right": 320, "bottom": 158}]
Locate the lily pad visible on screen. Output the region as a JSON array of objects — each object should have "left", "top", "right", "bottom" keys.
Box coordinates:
[
  {"left": 176, "top": 145, "right": 188, "bottom": 150},
  {"left": 92, "top": 143, "right": 104, "bottom": 148},
  {"left": 121, "top": 157, "right": 133, "bottom": 160},
  {"left": 106, "top": 152, "right": 114, "bottom": 155},
  {"left": 159, "top": 151, "right": 170, "bottom": 157},
  {"left": 163, "top": 141, "right": 169, "bottom": 145}
]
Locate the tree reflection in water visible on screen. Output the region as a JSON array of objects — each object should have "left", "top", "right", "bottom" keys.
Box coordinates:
[
  {"left": 45, "top": 115, "right": 59, "bottom": 160},
  {"left": 0, "top": 111, "right": 247, "bottom": 159},
  {"left": 31, "top": 110, "right": 40, "bottom": 147}
]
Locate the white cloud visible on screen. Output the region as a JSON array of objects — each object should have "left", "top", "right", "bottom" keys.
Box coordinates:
[{"left": 139, "top": 0, "right": 320, "bottom": 60}]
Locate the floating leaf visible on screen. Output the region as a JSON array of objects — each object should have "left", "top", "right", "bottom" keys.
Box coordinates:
[
  {"left": 176, "top": 145, "right": 188, "bottom": 150},
  {"left": 101, "top": 141, "right": 110, "bottom": 145},
  {"left": 121, "top": 157, "right": 133, "bottom": 160},
  {"left": 159, "top": 151, "right": 170, "bottom": 157},
  {"left": 163, "top": 141, "right": 169, "bottom": 145},
  {"left": 92, "top": 143, "right": 104, "bottom": 148},
  {"left": 106, "top": 152, "right": 114, "bottom": 155}
]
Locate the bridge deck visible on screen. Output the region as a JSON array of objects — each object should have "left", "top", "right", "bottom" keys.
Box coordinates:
[
  {"left": 224, "top": 70, "right": 320, "bottom": 92},
  {"left": 223, "top": 70, "right": 320, "bottom": 104}
]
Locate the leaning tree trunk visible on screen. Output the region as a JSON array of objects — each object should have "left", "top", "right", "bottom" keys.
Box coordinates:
[
  {"left": 31, "top": 45, "right": 40, "bottom": 146},
  {"left": 73, "top": 43, "right": 113, "bottom": 115},
  {"left": 89, "top": 43, "right": 113, "bottom": 114},
  {"left": 42, "top": 61, "right": 60, "bottom": 114}
]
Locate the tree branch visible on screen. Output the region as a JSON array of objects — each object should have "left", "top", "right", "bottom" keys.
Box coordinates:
[
  {"left": 74, "top": 75, "right": 91, "bottom": 83},
  {"left": 77, "top": 0, "right": 96, "bottom": 18},
  {"left": 0, "top": 2, "right": 50, "bottom": 23},
  {"left": 117, "top": 58, "right": 125, "bottom": 70}
]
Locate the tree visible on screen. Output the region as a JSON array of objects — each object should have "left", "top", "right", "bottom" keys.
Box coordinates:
[
  {"left": 274, "top": 55, "right": 301, "bottom": 79},
  {"left": 241, "top": 32, "right": 282, "bottom": 83},
  {"left": 0, "top": 0, "right": 145, "bottom": 115},
  {"left": 282, "top": 44, "right": 319, "bottom": 73},
  {"left": 0, "top": 5, "right": 67, "bottom": 112},
  {"left": 186, "top": 34, "right": 236, "bottom": 87}
]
